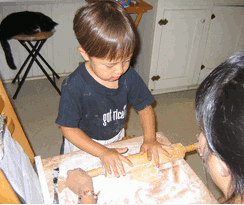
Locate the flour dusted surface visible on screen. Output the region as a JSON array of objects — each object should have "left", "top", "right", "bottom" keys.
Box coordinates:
[{"left": 57, "top": 143, "right": 208, "bottom": 204}]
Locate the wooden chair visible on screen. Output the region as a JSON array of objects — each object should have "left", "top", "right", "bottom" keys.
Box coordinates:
[{"left": 0, "top": 78, "right": 35, "bottom": 203}]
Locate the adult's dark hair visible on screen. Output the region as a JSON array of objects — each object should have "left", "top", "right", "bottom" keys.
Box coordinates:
[
  {"left": 73, "top": 0, "right": 137, "bottom": 61},
  {"left": 195, "top": 52, "right": 244, "bottom": 200}
]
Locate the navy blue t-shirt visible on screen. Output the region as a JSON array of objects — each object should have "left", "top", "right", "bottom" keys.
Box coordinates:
[{"left": 56, "top": 63, "right": 154, "bottom": 140}]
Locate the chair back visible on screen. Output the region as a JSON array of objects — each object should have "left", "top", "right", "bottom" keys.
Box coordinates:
[{"left": 0, "top": 79, "right": 35, "bottom": 203}]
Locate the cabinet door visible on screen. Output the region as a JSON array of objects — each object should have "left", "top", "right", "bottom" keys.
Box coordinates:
[
  {"left": 198, "top": 5, "right": 244, "bottom": 84},
  {"left": 149, "top": 9, "right": 208, "bottom": 94}
]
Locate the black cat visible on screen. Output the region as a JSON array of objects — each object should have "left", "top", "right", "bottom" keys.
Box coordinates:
[{"left": 0, "top": 11, "right": 58, "bottom": 70}]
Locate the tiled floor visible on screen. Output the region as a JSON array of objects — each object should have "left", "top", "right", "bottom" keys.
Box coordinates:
[{"left": 4, "top": 76, "right": 223, "bottom": 200}]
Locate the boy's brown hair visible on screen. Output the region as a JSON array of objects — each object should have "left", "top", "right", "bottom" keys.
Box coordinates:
[{"left": 73, "top": 0, "right": 137, "bottom": 61}]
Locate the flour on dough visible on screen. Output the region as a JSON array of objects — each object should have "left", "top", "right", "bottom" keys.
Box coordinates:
[{"left": 130, "top": 163, "right": 159, "bottom": 183}]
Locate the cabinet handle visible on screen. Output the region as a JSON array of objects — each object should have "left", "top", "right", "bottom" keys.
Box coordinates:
[
  {"left": 201, "top": 65, "right": 205, "bottom": 70},
  {"left": 151, "top": 75, "right": 161, "bottom": 81},
  {"left": 211, "top": 14, "right": 216, "bottom": 19},
  {"left": 158, "top": 19, "right": 168, "bottom": 26}
]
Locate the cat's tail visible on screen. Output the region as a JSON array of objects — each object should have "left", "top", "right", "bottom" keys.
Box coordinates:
[{"left": 0, "top": 40, "right": 17, "bottom": 70}]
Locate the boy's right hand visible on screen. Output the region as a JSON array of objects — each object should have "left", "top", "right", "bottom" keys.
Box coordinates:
[{"left": 98, "top": 147, "right": 133, "bottom": 178}]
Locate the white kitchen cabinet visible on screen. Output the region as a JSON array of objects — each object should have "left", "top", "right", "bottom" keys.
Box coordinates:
[
  {"left": 137, "top": 0, "right": 244, "bottom": 95},
  {"left": 148, "top": 6, "right": 210, "bottom": 94},
  {"left": 197, "top": 4, "right": 244, "bottom": 84}
]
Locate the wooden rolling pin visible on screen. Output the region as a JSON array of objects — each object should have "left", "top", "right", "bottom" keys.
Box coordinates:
[{"left": 87, "top": 142, "right": 200, "bottom": 178}]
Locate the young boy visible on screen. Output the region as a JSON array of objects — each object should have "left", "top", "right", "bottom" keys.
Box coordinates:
[{"left": 56, "top": 0, "right": 173, "bottom": 178}]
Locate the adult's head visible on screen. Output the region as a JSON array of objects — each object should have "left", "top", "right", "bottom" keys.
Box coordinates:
[{"left": 195, "top": 52, "right": 244, "bottom": 201}]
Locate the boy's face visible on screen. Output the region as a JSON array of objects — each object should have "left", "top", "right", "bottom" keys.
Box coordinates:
[{"left": 78, "top": 47, "right": 132, "bottom": 87}]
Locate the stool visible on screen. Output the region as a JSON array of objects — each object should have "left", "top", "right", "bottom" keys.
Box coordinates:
[{"left": 12, "top": 31, "right": 61, "bottom": 99}]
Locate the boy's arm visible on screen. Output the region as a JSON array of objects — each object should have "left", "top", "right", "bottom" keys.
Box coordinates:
[
  {"left": 60, "top": 126, "right": 133, "bottom": 177},
  {"left": 138, "top": 105, "right": 174, "bottom": 167}
]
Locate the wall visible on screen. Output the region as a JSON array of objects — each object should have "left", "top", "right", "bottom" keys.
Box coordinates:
[{"left": 133, "top": 0, "right": 157, "bottom": 85}]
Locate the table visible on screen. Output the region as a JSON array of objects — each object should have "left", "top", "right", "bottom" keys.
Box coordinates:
[
  {"left": 35, "top": 132, "right": 218, "bottom": 204},
  {"left": 85, "top": 0, "right": 153, "bottom": 27}
]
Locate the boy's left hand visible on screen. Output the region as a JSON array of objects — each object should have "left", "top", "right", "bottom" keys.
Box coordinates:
[{"left": 140, "top": 140, "right": 174, "bottom": 167}]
